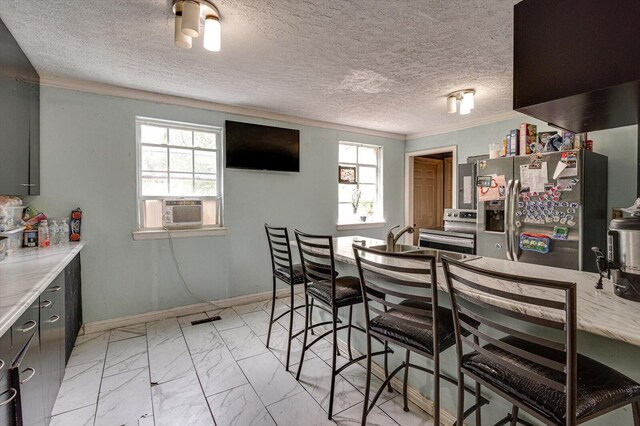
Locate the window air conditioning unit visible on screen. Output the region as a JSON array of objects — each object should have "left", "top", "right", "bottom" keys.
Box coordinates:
[{"left": 162, "top": 199, "right": 203, "bottom": 228}]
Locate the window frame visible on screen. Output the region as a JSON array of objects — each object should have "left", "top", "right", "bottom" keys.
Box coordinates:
[
  {"left": 337, "top": 141, "right": 384, "bottom": 225},
  {"left": 135, "top": 117, "right": 224, "bottom": 230}
]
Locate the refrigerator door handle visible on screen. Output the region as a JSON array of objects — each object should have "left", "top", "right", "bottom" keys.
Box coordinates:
[
  {"left": 505, "top": 179, "right": 514, "bottom": 261},
  {"left": 511, "top": 180, "right": 521, "bottom": 261}
]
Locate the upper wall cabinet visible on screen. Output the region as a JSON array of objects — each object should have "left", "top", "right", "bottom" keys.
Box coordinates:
[
  {"left": 0, "top": 18, "right": 39, "bottom": 195},
  {"left": 513, "top": 0, "right": 640, "bottom": 133}
]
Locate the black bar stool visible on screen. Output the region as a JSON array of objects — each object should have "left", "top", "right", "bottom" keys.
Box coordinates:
[
  {"left": 264, "top": 224, "right": 311, "bottom": 371},
  {"left": 442, "top": 257, "right": 640, "bottom": 426},
  {"left": 294, "top": 231, "right": 392, "bottom": 420},
  {"left": 353, "top": 245, "right": 487, "bottom": 426}
]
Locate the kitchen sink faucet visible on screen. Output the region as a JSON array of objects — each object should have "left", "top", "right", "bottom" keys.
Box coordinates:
[{"left": 386, "top": 225, "right": 415, "bottom": 251}]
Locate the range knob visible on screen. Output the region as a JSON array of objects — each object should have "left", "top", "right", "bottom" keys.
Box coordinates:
[{"left": 453, "top": 213, "right": 459, "bottom": 217}]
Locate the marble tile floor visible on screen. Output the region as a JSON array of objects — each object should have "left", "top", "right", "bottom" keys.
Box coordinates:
[{"left": 51, "top": 296, "right": 435, "bottom": 426}]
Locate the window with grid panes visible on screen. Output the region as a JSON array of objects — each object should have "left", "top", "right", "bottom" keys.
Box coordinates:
[
  {"left": 136, "top": 117, "right": 222, "bottom": 229},
  {"left": 338, "top": 142, "right": 383, "bottom": 224}
]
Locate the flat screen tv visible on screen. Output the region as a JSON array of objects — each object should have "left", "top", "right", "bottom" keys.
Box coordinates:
[{"left": 225, "top": 121, "right": 300, "bottom": 172}]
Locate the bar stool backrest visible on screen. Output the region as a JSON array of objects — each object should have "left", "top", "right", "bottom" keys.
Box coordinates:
[
  {"left": 294, "top": 230, "right": 337, "bottom": 298},
  {"left": 441, "top": 256, "right": 578, "bottom": 426},
  {"left": 265, "top": 224, "right": 294, "bottom": 280},
  {"left": 353, "top": 245, "right": 438, "bottom": 355}
]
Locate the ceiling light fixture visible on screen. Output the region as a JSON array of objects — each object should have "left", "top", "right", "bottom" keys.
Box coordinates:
[
  {"left": 172, "top": 0, "right": 221, "bottom": 51},
  {"left": 446, "top": 89, "right": 476, "bottom": 115}
]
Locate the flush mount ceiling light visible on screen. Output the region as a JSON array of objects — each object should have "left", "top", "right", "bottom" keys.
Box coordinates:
[
  {"left": 172, "top": 0, "right": 221, "bottom": 52},
  {"left": 446, "top": 89, "right": 475, "bottom": 115}
]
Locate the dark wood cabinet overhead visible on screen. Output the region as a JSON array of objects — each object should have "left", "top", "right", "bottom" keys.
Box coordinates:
[
  {"left": 0, "top": 18, "right": 40, "bottom": 196},
  {"left": 513, "top": 0, "right": 640, "bottom": 134}
]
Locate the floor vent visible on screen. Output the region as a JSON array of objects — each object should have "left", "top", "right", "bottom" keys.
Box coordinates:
[{"left": 191, "top": 316, "right": 221, "bottom": 325}]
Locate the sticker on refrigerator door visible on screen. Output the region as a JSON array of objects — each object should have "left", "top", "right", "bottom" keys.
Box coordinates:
[
  {"left": 528, "top": 154, "right": 543, "bottom": 169},
  {"left": 519, "top": 233, "right": 551, "bottom": 253},
  {"left": 555, "top": 151, "right": 579, "bottom": 178},
  {"left": 551, "top": 226, "right": 569, "bottom": 240}
]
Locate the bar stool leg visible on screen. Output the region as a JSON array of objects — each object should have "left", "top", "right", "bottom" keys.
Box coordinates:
[
  {"left": 328, "top": 306, "right": 339, "bottom": 419},
  {"left": 296, "top": 294, "right": 311, "bottom": 381},
  {"left": 433, "top": 351, "right": 440, "bottom": 426},
  {"left": 266, "top": 276, "right": 277, "bottom": 348},
  {"left": 509, "top": 405, "right": 519, "bottom": 426},
  {"left": 402, "top": 350, "right": 410, "bottom": 411},
  {"left": 309, "top": 298, "right": 315, "bottom": 336},
  {"left": 456, "top": 371, "right": 464, "bottom": 426},
  {"left": 347, "top": 305, "right": 354, "bottom": 361},
  {"left": 384, "top": 341, "right": 392, "bottom": 393},
  {"left": 362, "top": 330, "right": 373, "bottom": 426},
  {"left": 475, "top": 382, "right": 482, "bottom": 426},
  {"left": 633, "top": 401, "right": 640, "bottom": 425},
  {"left": 285, "top": 283, "right": 295, "bottom": 371}
]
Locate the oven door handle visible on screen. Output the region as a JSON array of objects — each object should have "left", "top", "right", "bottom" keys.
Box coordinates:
[{"left": 419, "top": 234, "right": 475, "bottom": 249}]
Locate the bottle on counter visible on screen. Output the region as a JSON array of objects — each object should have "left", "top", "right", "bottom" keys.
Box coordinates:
[
  {"left": 50, "top": 219, "right": 59, "bottom": 246},
  {"left": 70, "top": 208, "right": 82, "bottom": 242},
  {"left": 38, "top": 220, "right": 50, "bottom": 247},
  {"left": 60, "top": 218, "right": 69, "bottom": 246}
]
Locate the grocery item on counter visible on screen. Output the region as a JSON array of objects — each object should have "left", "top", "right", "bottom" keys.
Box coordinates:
[
  {"left": 0, "top": 196, "right": 24, "bottom": 232},
  {"left": 70, "top": 208, "right": 82, "bottom": 241},
  {"left": 26, "top": 212, "right": 47, "bottom": 226},
  {"left": 22, "top": 228, "right": 38, "bottom": 248},
  {"left": 38, "top": 220, "right": 50, "bottom": 247}
]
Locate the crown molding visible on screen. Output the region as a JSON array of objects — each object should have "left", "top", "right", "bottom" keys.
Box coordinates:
[
  {"left": 38, "top": 74, "right": 406, "bottom": 141},
  {"left": 405, "top": 110, "right": 526, "bottom": 141}
]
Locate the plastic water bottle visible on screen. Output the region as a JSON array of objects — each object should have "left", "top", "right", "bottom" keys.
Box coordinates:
[
  {"left": 38, "top": 220, "right": 50, "bottom": 247},
  {"left": 60, "top": 218, "right": 69, "bottom": 245},
  {"left": 50, "top": 219, "right": 59, "bottom": 246}
]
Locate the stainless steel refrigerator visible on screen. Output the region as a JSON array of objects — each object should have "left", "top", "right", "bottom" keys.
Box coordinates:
[{"left": 476, "top": 150, "right": 607, "bottom": 272}]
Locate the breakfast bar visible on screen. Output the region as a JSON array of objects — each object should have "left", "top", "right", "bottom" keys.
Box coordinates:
[{"left": 307, "top": 236, "right": 640, "bottom": 425}]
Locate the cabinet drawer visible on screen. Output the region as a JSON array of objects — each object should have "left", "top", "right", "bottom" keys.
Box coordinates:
[
  {"left": 0, "top": 331, "right": 10, "bottom": 380},
  {"left": 10, "top": 301, "right": 39, "bottom": 363},
  {"left": 43, "top": 282, "right": 64, "bottom": 309}
]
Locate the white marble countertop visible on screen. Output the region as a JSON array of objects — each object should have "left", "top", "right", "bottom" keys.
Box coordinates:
[
  {"left": 0, "top": 242, "right": 86, "bottom": 336},
  {"left": 329, "top": 236, "right": 640, "bottom": 347}
]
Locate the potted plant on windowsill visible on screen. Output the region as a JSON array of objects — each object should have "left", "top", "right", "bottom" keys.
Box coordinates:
[{"left": 359, "top": 202, "right": 374, "bottom": 222}]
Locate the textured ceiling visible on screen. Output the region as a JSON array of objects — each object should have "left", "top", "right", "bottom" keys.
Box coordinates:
[{"left": 0, "top": 0, "right": 520, "bottom": 137}]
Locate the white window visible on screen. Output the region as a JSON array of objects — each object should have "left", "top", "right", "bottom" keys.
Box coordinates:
[
  {"left": 338, "top": 142, "right": 383, "bottom": 224},
  {"left": 136, "top": 117, "right": 223, "bottom": 229}
]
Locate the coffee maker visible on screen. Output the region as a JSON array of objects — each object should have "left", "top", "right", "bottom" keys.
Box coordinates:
[{"left": 593, "top": 199, "right": 640, "bottom": 302}]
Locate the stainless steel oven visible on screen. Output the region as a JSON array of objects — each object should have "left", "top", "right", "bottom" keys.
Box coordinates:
[{"left": 419, "top": 209, "right": 477, "bottom": 254}]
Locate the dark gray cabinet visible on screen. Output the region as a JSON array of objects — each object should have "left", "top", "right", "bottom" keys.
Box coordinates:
[
  {"left": 0, "top": 332, "right": 16, "bottom": 426},
  {"left": 65, "top": 254, "right": 82, "bottom": 363},
  {"left": 40, "top": 276, "right": 65, "bottom": 423},
  {"left": 0, "top": 17, "right": 40, "bottom": 196}
]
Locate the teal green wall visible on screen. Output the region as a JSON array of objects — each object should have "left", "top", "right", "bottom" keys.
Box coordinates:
[{"left": 33, "top": 87, "right": 406, "bottom": 323}]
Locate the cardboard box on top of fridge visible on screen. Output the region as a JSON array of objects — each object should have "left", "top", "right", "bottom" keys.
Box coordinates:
[{"left": 519, "top": 123, "right": 537, "bottom": 155}]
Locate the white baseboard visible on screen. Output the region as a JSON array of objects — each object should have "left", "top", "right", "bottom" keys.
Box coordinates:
[{"left": 83, "top": 286, "right": 305, "bottom": 335}]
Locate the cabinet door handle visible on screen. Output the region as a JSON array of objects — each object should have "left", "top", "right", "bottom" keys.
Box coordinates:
[
  {"left": 19, "top": 183, "right": 37, "bottom": 187},
  {"left": 0, "top": 359, "right": 4, "bottom": 370},
  {"left": 0, "top": 388, "right": 17, "bottom": 407},
  {"left": 17, "top": 320, "right": 37, "bottom": 333},
  {"left": 38, "top": 300, "right": 52, "bottom": 309},
  {"left": 48, "top": 315, "right": 60, "bottom": 324},
  {"left": 48, "top": 285, "right": 62, "bottom": 292},
  {"left": 20, "top": 368, "right": 36, "bottom": 384}
]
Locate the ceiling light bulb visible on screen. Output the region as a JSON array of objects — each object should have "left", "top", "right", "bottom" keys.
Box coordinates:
[
  {"left": 447, "top": 95, "right": 457, "bottom": 114},
  {"left": 203, "top": 16, "right": 221, "bottom": 52},
  {"left": 463, "top": 91, "right": 475, "bottom": 110},
  {"left": 174, "top": 15, "right": 192, "bottom": 49},
  {"left": 459, "top": 99, "right": 471, "bottom": 115},
  {"left": 181, "top": 1, "right": 201, "bottom": 38}
]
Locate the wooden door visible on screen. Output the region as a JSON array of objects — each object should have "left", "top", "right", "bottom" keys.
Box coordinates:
[
  {"left": 413, "top": 158, "right": 443, "bottom": 244},
  {"left": 444, "top": 157, "right": 453, "bottom": 209}
]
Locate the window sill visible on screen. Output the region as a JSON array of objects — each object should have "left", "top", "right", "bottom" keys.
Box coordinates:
[
  {"left": 336, "top": 221, "right": 386, "bottom": 231},
  {"left": 132, "top": 227, "right": 228, "bottom": 241}
]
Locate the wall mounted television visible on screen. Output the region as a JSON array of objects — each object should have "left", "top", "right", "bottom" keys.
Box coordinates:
[{"left": 225, "top": 120, "right": 300, "bottom": 172}]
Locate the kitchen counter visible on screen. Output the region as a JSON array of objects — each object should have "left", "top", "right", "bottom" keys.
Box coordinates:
[
  {"left": 0, "top": 242, "right": 85, "bottom": 336},
  {"left": 331, "top": 236, "right": 640, "bottom": 347}
]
